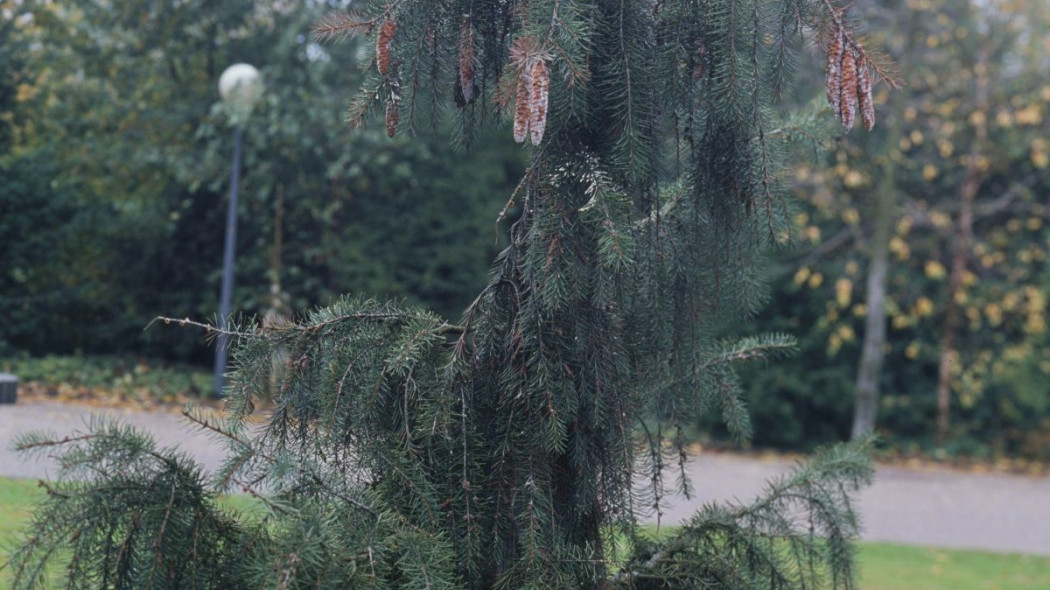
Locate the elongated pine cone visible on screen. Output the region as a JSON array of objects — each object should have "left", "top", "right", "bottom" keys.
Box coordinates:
[
  {"left": 528, "top": 59, "right": 549, "bottom": 145},
  {"left": 693, "top": 42, "right": 708, "bottom": 81},
  {"left": 376, "top": 19, "right": 396, "bottom": 75},
  {"left": 839, "top": 48, "right": 858, "bottom": 131},
  {"left": 857, "top": 55, "right": 875, "bottom": 131},
  {"left": 459, "top": 16, "right": 476, "bottom": 104},
  {"left": 513, "top": 68, "right": 532, "bottom": 143},
  {"left": 825, "top": 29, "right": 845, "bottom": 116},
  {"left": 385, "top": 100, "right": 398, "bottom": 137}
]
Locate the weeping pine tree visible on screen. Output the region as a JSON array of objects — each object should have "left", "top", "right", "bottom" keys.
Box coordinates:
[{"left": 6, "top": 1, "right": 894, "bottom": 589}]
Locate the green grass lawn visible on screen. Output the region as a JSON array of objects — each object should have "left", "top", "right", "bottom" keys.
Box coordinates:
[
  {"left": 2, "top": 477, "right": 1047, "bottom": 589},
  {"left": 856, "top": 542, "right": 1050, "bottom": 590}
]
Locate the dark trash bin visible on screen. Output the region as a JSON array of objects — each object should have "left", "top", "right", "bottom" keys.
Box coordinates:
[{"left": 0, "top": 373, "right": 18, "bottom": 404}]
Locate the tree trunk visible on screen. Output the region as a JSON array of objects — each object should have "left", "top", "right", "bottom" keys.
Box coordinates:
[
  {"left": 852, "top": 160, "right": 895, "bottom": 439},
  {"left": 935, "top": 47, "right": 987, "bottom": 440}
]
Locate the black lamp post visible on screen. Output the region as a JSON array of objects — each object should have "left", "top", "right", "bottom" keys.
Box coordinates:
[{"left": 214, "top": 63, "right": 262, "bottom": 397}]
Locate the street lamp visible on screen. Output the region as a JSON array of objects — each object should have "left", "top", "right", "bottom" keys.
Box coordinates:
[{"left": 214, "top": 63, "right": 262, "bottom": 397}]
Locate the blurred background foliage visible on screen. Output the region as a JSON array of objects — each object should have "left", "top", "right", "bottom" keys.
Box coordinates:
[
  {"left": 0, "top": 0, "right": 523, "bottom": 361},
  {"left": 1, "top": 0, "right": 1048, "bottom": 460}
]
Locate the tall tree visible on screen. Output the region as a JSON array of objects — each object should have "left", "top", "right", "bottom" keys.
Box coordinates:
[
  {"left": 852, "top": 148, "right": 895, "bottom": 438},
  {"left": 755, "top": 0, "right": 1050, "bottom": 448},
  {"left": 8, "top": 2, "right": 886, "bottom": 589}
]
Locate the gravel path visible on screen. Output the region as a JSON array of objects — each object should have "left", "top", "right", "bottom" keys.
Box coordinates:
[{"left": 3, "top": 402, "right": 1048, "bottom": 555}]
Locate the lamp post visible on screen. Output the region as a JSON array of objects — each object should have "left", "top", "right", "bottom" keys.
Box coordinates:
[{"left": 214, "top": 63, "right": 262, "bottom": 397}]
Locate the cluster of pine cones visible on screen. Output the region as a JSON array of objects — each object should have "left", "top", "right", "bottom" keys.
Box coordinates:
[
  {"left": 374, "top": 17, "right": 550, "bottom": 145},
  {"left": 374, "top": 12, "right": 876, "bottom": 142},
  {"left": 825, "top": 22, "right": 875, "bottom": 132},
  {"left": 510, "top": 38, "right": 551, "bottom": 146}
]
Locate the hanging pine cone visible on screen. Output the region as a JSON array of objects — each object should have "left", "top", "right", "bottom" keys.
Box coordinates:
[
  {"left": 376, "top": 19, "right": 396, "bottom": 75},
  {"left": 825, "top": 28, "right": 844, "bottom": 117},
  {"left": 693, "top": 42, "right": 708, "bottom": 81},
  {"left": 528, "top": 59, "right": 549, "bottom": 146},
  {"left": 839, "top": 48, "right": 858, "bottom": 132},
  {"left": 425, "top": 26, "right": 436, "bottom": 52},
  {"left": 857, "top": 55, "right": 875, "bottom": 131},
  {"left": 459, "top": 15, "right": 476, "bottom": 104},
  {"left": 385, "top": 100, "right": 398, "bottom": 137},
  {"left": 513, "top": 68, "right": 532, "bottom": 143}
]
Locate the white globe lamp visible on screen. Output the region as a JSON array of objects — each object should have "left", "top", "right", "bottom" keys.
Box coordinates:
[{"left": 218, "top": 63, "right": 263, "bottom": 124}]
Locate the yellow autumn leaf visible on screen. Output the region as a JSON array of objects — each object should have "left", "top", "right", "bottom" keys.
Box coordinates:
[
  {"left": 905, "top": 342, "right": 920, "bottom": 360},
  {"left": 1002, "top": 292, "right": 1021, "bottom": 311},
  {"left": 915, "top": 296, "right": 934, "bottom": 317},
  {"left": 844, "top": 170, "right": 865, "bottom": 188},
  {"left": 1016, "top": 104, "right": 1042, "bottom": 126},
  {"left": 15, "top": 83, "right": 38, "bottom": 103},
  {"left": 838, "top": 325, "right": 855, "bottom": 342},
  {"left": 1032, "top": 150, "right": 1048, "bottom": 169},
  {"left": 930, "top": 211, "right": 952, "bottom": 229},
  {"left": 804, "top": 225, "right": 821, "bottom": 243},
  {"left": 922, "top": 164, "right": 938, "bottom": 181},
  {"left": 924, "top": 260, "right": 947, "bottom": 279},
  {"left": 827, "top": 333, "right": 843, "bottom": 356},
  {"left": 835, "top": 278, "right": 853, "bottom": 308},
  {"left": 1024, "top": 286, "right": 1046, "bottom": 311},
  {"left": 889, "top": 236, "right": 911, "bottom": 260},
  {"left": 984, "top": 303, "right": 1003, "bottom": 326},
  {"left": 808, "top": 272, "right": 824, "bottom": 289},
  {"left": 937, "top": 139, "right": 954, "bottom": 158},
  {"left": 793, "top": 267, "right": 811, "bottom": 286},
  {"left": 1024, "top": 314, "right": 1046, "bottom": 334}
]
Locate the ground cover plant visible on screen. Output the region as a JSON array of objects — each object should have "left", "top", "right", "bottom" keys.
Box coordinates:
[
  {"left": 1, "top": 355, "right": 214, "bottom": 404},
  {"left": 5, "top": 1, "right": 898, "bottom": 588}
]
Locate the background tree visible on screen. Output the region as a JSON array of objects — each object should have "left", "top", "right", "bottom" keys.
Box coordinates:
[
  {"left": 727, "top": 0, "right": 1050, "bottom": 456},
  {"left": 7, "top": 2, "right": 883, "bottom": 590}
]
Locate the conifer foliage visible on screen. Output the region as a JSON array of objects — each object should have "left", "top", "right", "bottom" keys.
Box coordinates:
[{"left": 7, "top": 1, "right": 888, "bottom": 589}]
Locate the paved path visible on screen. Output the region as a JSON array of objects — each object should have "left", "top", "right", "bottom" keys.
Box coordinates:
[{"left": 3, "top": 402, "right": 1048, "bottom": 555}]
